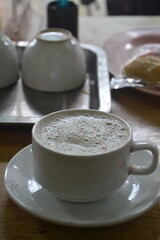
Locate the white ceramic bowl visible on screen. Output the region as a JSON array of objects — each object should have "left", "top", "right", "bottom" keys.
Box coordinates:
[
  {"left": 0, "top": 33, "right": 19, "bottom": 88},
  {"left": 21, "top": 28, "right": 86, "bottom": 92}
]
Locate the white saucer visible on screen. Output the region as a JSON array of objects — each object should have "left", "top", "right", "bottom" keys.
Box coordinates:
[{"left": 4, "top": 145, "right": 160, "bottom": 228}]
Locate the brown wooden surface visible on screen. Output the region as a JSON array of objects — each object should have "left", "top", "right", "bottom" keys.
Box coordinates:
[
  {"left": 1, "top": 13, "right": 160, "bottom": 239},
  {"left": 0, "top": 88, "right": 160, "bottom": 240}
]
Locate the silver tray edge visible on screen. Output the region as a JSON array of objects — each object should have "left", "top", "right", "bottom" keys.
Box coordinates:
[{"left": 0, "top": 43, "right": 111, "bottom": 125}]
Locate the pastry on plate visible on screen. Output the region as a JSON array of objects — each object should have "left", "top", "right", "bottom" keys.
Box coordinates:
[{"left": 122, "top": 52, "right": 160, "bottom": 85}]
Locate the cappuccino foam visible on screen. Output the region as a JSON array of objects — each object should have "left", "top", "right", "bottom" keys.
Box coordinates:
[{"left": 36, "top": 112, "right": 129, "bottom": 155}]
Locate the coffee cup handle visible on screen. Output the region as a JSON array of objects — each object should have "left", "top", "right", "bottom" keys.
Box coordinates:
[{"left": 129, "top": 141, "right": 159, "bottom": 175}]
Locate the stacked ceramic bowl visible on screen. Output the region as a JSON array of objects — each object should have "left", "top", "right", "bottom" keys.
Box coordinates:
[
  {"left": 21, "top": 28, "right": 86, "bottom": 92},
  {"left": 0, "top": 33, "right": 19, "bottom": 88}
]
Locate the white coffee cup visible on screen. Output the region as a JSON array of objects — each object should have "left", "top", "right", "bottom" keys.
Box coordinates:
[
  {"left": 32, "top": 109, "right": 159, "bottom": 202},
  {"left": 21, "top": 28, "right": 86, "bottom": 92},
  {"left": 0, "top": 33, "right": 19, "bottom": 88}
]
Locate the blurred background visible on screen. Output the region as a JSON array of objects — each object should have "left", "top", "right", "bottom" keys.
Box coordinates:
[
  {"left": 1, "top": 0, "right": 160, "bottom": 41},
  {"left": 0, "top": 0, "right": 106, "bottom": 40}
]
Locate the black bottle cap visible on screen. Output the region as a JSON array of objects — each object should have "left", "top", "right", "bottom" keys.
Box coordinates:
[{"left": 47, "top": 1, "right": 78, "bottom": 38}]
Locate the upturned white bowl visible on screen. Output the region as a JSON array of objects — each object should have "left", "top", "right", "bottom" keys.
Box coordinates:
[
  {"left": 0, "top": 33, "right": 19, "bottom": 88},
  {"left": 21, "top": 28, "right": 86, "bottom": 92}
]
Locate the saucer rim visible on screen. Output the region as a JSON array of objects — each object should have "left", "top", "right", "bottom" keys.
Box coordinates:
[{"left": 4, "top": 144, "right": 160, "bottom": 228}]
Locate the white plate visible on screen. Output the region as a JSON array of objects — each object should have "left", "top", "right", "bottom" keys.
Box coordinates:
[
  {"left": 103, "top": 27, "right": 160, "bottom": 96},
  {"left": 4, "top": 145, "right": 160, "bottom": 228}
]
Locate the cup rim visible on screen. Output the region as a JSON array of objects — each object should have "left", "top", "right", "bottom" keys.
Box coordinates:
[
  {"left": 36, "top": 28, "right": 72, "bottom": 43},
  {"left": 32, "top": 109, "right": 132, "bottom": 157}
]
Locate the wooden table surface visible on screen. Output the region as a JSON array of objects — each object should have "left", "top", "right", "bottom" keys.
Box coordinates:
[{"left": 1, "top": 15, "right": 160, "bottom": 239}]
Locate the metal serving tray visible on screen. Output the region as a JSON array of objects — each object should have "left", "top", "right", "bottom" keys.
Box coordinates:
[{"left": 0, "top": 43, "right": 111, "bottom": 125}]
